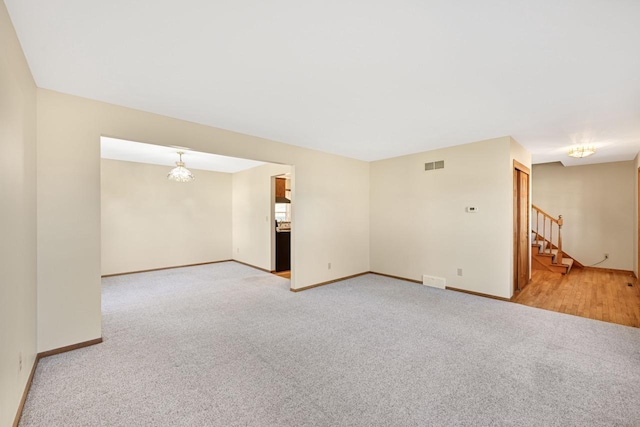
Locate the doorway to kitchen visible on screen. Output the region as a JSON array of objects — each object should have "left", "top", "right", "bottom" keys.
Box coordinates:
[{"left": 272, "top": 174, "right": 292, "bottom": 279}]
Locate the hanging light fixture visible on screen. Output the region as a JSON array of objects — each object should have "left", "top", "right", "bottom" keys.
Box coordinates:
[
  {"left": 167, "top": 151, "right": 195, "bottom": 182},
  {"left": 568, "top": 145, "right": 596, "bottom": 158}
]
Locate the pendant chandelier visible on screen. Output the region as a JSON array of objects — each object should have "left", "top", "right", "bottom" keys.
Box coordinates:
[
  {"left": 167, "top": 151, "right": 195, "bottom": 182},
  {"left": 567, "top": 145, "right": 596, "bottom": 158}
]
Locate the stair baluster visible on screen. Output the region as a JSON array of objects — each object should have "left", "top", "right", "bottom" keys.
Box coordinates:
[
  {"left": 531, "top": 205, "right": 573, "bottom": 274},
  {"left": 557, "top": 215, "right": 563, "bottom": 265},
  {"left": 544, "top": 215, "right": 548, "bottom": 254}
]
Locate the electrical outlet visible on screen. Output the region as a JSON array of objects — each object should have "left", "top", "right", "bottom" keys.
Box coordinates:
[
  {"left": 604, "top": 253, "right": 609, "bottom": 259},
  {"left": 457, "top": 268, "right": 463, "bottom": 276},
  {"left": 237, "top": 248, "right": 240, "bottom": 254},
  {"left": 328, "top": 262, "right": 331, "bottom": 270},
  {"left": 18, "top": 352, "right": 22, "bottom": 371}
]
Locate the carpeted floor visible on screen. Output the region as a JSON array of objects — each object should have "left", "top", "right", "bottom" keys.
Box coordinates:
[{"left": 20, "top": 262, "right": 640, "bottom": 426}]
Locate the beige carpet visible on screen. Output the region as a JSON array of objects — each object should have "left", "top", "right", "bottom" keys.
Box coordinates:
[{"left": 19, "top": 261, "right": 640, "bottom": 426}]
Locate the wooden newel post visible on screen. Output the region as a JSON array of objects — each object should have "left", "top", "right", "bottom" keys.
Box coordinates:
[{"left": 557, "top": 215, "right": 563, "bottom": 265}]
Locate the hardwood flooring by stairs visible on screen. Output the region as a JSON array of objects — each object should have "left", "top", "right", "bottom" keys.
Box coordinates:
[{"left": 512, "top": 268, "right": 640, "bottom": 328}]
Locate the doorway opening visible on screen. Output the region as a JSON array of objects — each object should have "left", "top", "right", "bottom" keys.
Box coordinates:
[
  {"left": 272, "top": 174, "right": 292, "bottom": 279},
  {"left": 99, "top": 136, "right": 295, "bottom": 287}
]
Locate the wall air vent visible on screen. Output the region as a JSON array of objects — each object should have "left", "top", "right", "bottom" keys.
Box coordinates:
[
  {"left": 422, "top": 275, "right": 446, "bottom": 289},
  {"left": 425, "top": 160, "right": 444, "bottom": 171}
]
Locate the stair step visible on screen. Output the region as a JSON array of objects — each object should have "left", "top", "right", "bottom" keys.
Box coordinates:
[
  {"left": 547, "top": 249, "right": 568, "bottom": 265},
  {"left": 532, "top": 240, "right": 547, "bottom": 253},
  {"left": 531, "top": 224, "right": 575, "bottom": 273},
  {"left": 563, "top": 257, "right": 574, "bottom": 270}
]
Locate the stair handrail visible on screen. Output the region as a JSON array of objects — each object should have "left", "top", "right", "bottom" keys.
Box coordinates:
[
  {"left": 531, "top": 204, "right": 563, "bottom": 266},
  {"left": 531, "top": 204, "right": 562, "bottom": 224}
]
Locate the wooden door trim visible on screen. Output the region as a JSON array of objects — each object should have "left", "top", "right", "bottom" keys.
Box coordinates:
[
  {"left": 513, "top": 168, "right": 518, "bottom": 294},
  {"left": 513, "top": 162, "right": 530, "bottom": 295},
  {"left": 514, "top": 160, "right": 530, "bottom": 174}
]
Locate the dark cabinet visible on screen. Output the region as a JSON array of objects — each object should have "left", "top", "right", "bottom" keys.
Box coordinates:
[{"left": 275, "top": 232, "right": 290, "bottom": 271}]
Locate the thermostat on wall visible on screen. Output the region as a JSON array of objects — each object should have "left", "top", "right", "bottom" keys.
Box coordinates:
[{"left": 466, "top": 206, "right": 478, "bottom": 213}]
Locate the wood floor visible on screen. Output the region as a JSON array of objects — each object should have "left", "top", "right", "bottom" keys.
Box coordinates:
[
  {"left": 512, "top": 268, "right": 640, "bottom": 328},
  {"left": 273, "top": 270, "right": 291, "bottom": 279}
]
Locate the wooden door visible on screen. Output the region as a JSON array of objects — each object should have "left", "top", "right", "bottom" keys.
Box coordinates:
[{"left": 514, "top": 161, "right": 530, "bottom": 293}]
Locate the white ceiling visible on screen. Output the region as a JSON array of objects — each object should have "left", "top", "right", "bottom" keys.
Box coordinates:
[
  {"left": 101, "top": 137, "right": 265, "bottom": 173},
  {"left": 6, "top": 1, "right": 640, "bottom": 165}
]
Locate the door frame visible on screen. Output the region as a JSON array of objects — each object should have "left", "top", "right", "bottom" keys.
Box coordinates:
[{"left": 513, "top": 160, "right": 531, "bottom": 294}]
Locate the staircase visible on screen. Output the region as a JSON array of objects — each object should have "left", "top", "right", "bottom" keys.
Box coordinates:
[{"left": 531, "top": 204, "right": 576, "bottom": 275}]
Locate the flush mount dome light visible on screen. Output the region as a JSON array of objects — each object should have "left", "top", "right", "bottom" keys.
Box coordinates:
[
  {"left": 568, "top": 145, "right": 596, "bottom": 158},
  {"left": 167, "top": 151, "right": 195, "bottom": 182}
]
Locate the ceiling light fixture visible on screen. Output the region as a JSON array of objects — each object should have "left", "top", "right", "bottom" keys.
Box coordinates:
[
  {"left": 568, "top": 145, "right": 596, "bottom": 158},
  {"left": 167, "top": 151, "right": 195, "bottom": 182}
]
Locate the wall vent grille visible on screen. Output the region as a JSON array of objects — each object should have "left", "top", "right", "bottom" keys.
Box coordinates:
[
  {"left": 422, "top": 275, "right": 446, "bottom": 289},
  {"left": 425, "top": 160, "right": 445, "bottom": 171}
]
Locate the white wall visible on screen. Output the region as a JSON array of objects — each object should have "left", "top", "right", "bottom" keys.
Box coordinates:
[
  {"left": 101, "top": 159, "right": 232, "bottom": 275},
  {"left": 370, "top": 136, "right": 529, "bottom": 299},
  {"left": 232, "top": 163, "right": 291, "bottom": 271},
  {"left": 36, "top": 89, "right": 371, "bottom": 352},
  {"left": 0, "top": 0, "right": 37, "bottom": 424},
  {"left": 533, "top": 161, "right": 635, "bottom": 271}
]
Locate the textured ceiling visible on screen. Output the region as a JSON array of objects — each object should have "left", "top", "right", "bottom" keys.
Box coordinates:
[{"left": 6, "top": 0, "right": 640, "bottom": 165}]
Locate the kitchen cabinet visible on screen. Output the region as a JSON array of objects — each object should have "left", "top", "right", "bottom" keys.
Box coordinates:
[
  {"left": 275, "top": 177, "right": 290, "bottom": 204},
  {"left": 275, "top": 178, "right": 286, "bottom": 198}
]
